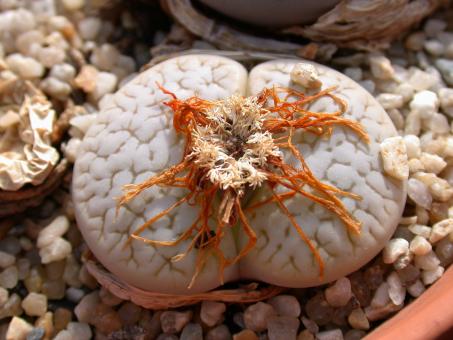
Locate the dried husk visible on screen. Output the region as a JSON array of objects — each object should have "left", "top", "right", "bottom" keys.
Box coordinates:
[
  {"left": 86, "top": 260, "right": 285, "bottom": 309},
  {"left": 162, "top": 0, "right": 444, "bottom": 52},
  {"left": 0, "top": 79, "right": 60, "bottom": 191}
]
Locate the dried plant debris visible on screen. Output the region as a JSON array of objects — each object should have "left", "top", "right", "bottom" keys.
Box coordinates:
[
  {"left": 162, "top": 0, "right": 444, "bottom": 54},
  {"left": 0, "top": 80, "right": 59, "bottom": 191},
  {"left": 117, "top": 84, "right": 368, "bottom": 288}
]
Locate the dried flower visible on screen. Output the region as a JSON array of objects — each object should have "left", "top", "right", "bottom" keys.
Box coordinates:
[{"left": 117, "top": 84, "right": 369, "bottom": 288}]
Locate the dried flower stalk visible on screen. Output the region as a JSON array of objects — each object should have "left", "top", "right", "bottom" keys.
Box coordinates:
[{"left": 117, "top": 84, "right": 369, "bottom": 288}]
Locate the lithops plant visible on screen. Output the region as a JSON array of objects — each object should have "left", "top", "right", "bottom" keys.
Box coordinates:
[{"left": 72, "top": 54, "right": 407, "bottom": 299}]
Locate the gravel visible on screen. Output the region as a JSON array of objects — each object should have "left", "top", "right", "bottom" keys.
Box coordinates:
[{"left": 0, "top": 2, "right": 451, "bottom": 340}]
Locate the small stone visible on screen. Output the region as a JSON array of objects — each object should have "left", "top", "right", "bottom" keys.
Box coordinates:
[
  {"left": 62, "top": 138, "right": 81, "bottom": 163},
  {"left": 65, "top": 287, "right": 84, "bottom": 303},
  {"left": 160, "top": 310, "right": 192, "bottom": 334},
  {"left": 290, "top": 63, "right": 322, "bottom": 88},
  {"left": 92, "top": 303, "right": 122, "bottom": 334},
  {"left": 410, "top": 90, "right": 439, "bottom": 117},
  {"left": 412, "top": 172, "right": 453, "bottom": 202},
  {"left": 74, "top": 291, "right": 99, "bottom": 323},
  {"left": 21, "top": 293, "right": 47, "bottom": 317},
  {"left": 0, "top": 286, "right": 8, "bottom": 306},
  {"left": 424, "top": 40, "right": 444, "bottom": 56},
  {"left": 0, "top": 293, "right": 22, "bottom": 319},
  {"left": 40, "top": 77, "right": 71, "bottom": 100},
  {"left": 383, "top": 238, "right": 409, "bottom": 264},
  {"left": 61, "top": 0, "right": 84, "bottom": 11},
  {"left": 37, "top": 216, "right": 70, "bottom": 249},
  {"left": 428, "top": 113, "right": 449, "bottom": 134},
  {"left": 53, "top": 330, "right": 72, "bottom": 340},
  {"left": 420, "top": 153, "right": 446, "bottom": 175},
  {"left": 6, "top": 317, "right": 33, "bottom": 340},
  {"left": 297, "top": 330, "right": 314, "bottom": 340},
  {"left": 376, "top": 93, "right": 404, "bottom": 109},
  {"left": 414, "top": 251, "right": 440, "bottom": 270},
  {"left": 200, "top": 301, "right": 226, "bottom": 327},
  {"left": 404, "top": 135, "right": 421, "bottom": 159},
  {"left": 34, "top": 311, "right": 53, "bottom": 339},
  {"left": 42, "top": 279, "right": 65, "bottom": 299},
  {"left": 62, "top": 255, "right": 81, "bottom": 288},
  {"left": 371, "top": 282, "right": 390, "bottom": 307},
  {"left": 324, "top": 277, "right": 352, "bottom": 307},
  {"left": 407, "top": 279, "right": 426, "bottom": 297},
  {"left": 17, "top": 259, "right": 30, "bottom": 280},
  {"left": 118, "top": 302, "right": 142, "bottom": 326},
  {"left": 410, "top": 235, "right": 432, "bottom": 255},
  {"left": 386, "top": 272, "right": 405, "bottom": 306},
  {"left": 430, "top": 219, "right": 453, "bottom": 243},
  {"left": 5, "top": 54, "right": 44, "bottom": 79},
  {"left": 421, "top": 266, "right": 444, "bottom": 285},
  {"left": 24, "top": 267, "right": 44, "bottom": 293},
  {"left": 435, "top": 59, "right": 453, "bottom": 86},
  {"left": 424, "top": 19, "right": 446, "bottom": 37},
  {"left": 407, "top": 179, "right": 432, "bottom": 209},
  {"left": 408, "top": 69, "right": 438, "bottom": 92},
  {"left": 89, "top": 71, "right": 118, "bottom": 101},
  {"left": 305, "top": 293, "right": 334, "bottom": 326},
  {"left": 206, "top": 324, "right": 231, "bottom": 340},
  {"left": 99, "top": 287, "right": 122, "bottom": 306},
  {"left": 405, "top": 32, "right": 426, "bottom": 51},
  {"left": 267, "top": 316, "right": 299, "bottom": 340},
  {"left": 408, "top": 159, "right": 424, "bottom": 173},
  {"left": 37, "top": 46, "right": 65, "bottom": 68},
  {"left": 0, "top": 266, "right": 18, "bottom": 289},
  {"left": 359, "top": 80, "right": 375, "bottom": 94},
  {"left": 380, "top": 136, "right": 408, "bottom": 180},
  {"left": 74, "top": 65, "right": 98, "bottom": 92},
  {"left": 364, "top": 302, "right": 402, "bottom": 321},
  {"left": 315, "top": 329, "right": 343, "bottom": 340},
  {"left": 67, "top": 322, "right": 92, "bottom": 340},
  {"left": 78, "top": 17, "right": 102, "bottom": 41},
  {"left": 26, "top": 327, "right": 45, "bottom": 340},
  {"left": 267, "top": 295, "right": 301, "bottom": 317},
  {"left": 439, "top": 88, "right": 453, "bottom": 117},
  {"left": 243, "top": 302, "right": 276, "bottom": 332},
  {"left": 344, "top": 330, "right": 366, "bottom": 340},
  {"left": 54, "top": 308, "right": 72, "bottom": 333},
  {"left": 369, "top": 53, "right": 394, "bottom": 79},
  {"left": 180, "top": 323, "right": 202, "bottom": 340},
  {"left": 233, "top": 329, "right": 258, "bottom": 340},
  {"left": 404, "top": 111, "right": 421, "bottom": 135},
  {"left": 347, "top": 308, "right": 369, "bottom": 330},
  {"left": 435, "top": 238, "right": 453, "bottom": 265},
  {"left": 90, "top": 44, "right": 120, "bottom": 71},
  {"left": 301, "top": 317, "right": 318, "bottom": 334},
  {"left": 0, "top": 251, "right": 15, "bottom": 268},
  {"left": 49, "top": 63, "right": 76, "bottom": 83}
]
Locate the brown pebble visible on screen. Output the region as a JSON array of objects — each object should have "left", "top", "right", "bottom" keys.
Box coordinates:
[
  {"left": 118, "top": 302, "right": 142, "bottom": 326},
  {"left": 160, "top": 310, "right": 192, "bottom": 334},
  {"left": 267, "top": 316, "right": 299, "bottom": 340},
  {"left": 99, "top": 287, "right": 122, "bottom": 306},
  {"left": 267, "top": 295, "right": 301, "bottom": 317},
  {"left": 78, "top": 264, "right": 98, "bottom": 289},
  {"left": 206, "top": 324, "right": 232, "bottom": 340},
  {"left": 243, "top": 302, "right": 276, "bottom": 332},
  {"left": 348, "top": 308, "right": 370, "bottom": 330},
  {"left": 200, "top": 301, "right": 226, "bottom": 327},
  {"left": 92, "top": 303, "right": 122, "bottom": 334},
  {"left": 139, "top": 310, "right": 162, "bottom": 339},
  {"left": 54, "top": 308, "right": 72, "bottom": 333},
  {"left": 74, "top": 291, "right": 99, "bottom": 323},
  {"left": 349, "top": 272, "right": 372, "bottom": 307},
  {"left": 297, "top": 330, "right": 315, "bottom": 340},
  {"left": 304, "top": 293, "right": 334, "bottom": 326},
  {"left": 233, "top": 329, "right": 258, "bottom": 340},
  {"left": 325, "top": 278, "right": 352, "bottom": 307},
  {"left": 35, "top": 311, "right": 54, "bottom": 339},
  {"left": 0, "top": 293, "right": 23, "bottom": 319},
  {"left": 344, "top": 329, "right": 366, "bottom": 340},
  {"left": 363, "top": 264, "right": 385, "bottom": 290},
  {"left": 42, "top": 279, "right": 66, "bottom": 300}
]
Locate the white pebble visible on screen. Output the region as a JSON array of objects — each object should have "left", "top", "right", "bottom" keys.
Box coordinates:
[
  {"left": 15, "top": 30, "right": 44, "bottom": 55},
  {"left": 408, "top": 159, "right": 425, "bottom": 173},
  {"left": 49, "top": 63, "right": 76, "bottom": 83},
  {"left": 428, "top": 113, "right": 449, "bottom": 134},
  {"left": 410, "top": 235, "right": 432, "bottom": 256},
  {"left": 316, "top": 329, "right": 343, "bottom": 340},
  {"left": 40, "top": 77, "right": 71, "bottom": 100},
  {"left": 37, "top": 215, "right": 70, "bottom": 249},
  {"left": 359, "top": 80, "right": 375, "bottom": 94},
  {"left": 6, "top": 316, "right": 33, "bottom": 340},
  {"left": 386, "top": 272, "right": 405, "bottom": 306},
  {"left": 419, "top": 152, "right": 447, "bottom": 174},
  {"left": 424, "top": 19, "right": 447, "bottom": 37},
  {"left": 410, "top": 90, "right": 439, "bottom": 118},
  {"left": 53, "top": 330, "right": 73, "bottom": 340},
  {"left": 414, "top": 251, "right": 440, "bottom": 270},
  {"left": 395, "top": 83, "right": 415, "bottom": 103},
  {"left": 403, "top": 135, "right": 421, "bottom": 159},
  {"left": 78, "top": 17, "right": 102, "bottom": 41},
  {"left": 290, "top": 63, "right": 322, "bottom": 88},
  {"left": 0, "top": 266, "right": 18, "bottom": 289},
  {"left": 62, "top": 138, "right": 82, "bottom": 163},
  {"left": 37, "top": 46, "right": 66, "bottom": 68},
  {"left": 435, "top": 59, "right": 453, "bottom": 86},
  {"left": 430, "top": 219, "right": 453, "bottom": 244},
  {"left": 371, "top": 282, "right": 390, "bottom": 307},
  {"left": 67, "top": 322, "right": 92, "bottom": 340},
  {"left": 407, "top": 279, "right": 425, "bottom": 297},
  {"left": 89, "top": 72, "right": 117, "bottom": 101},
  {"left": 21, "top": 292, "right": 47, "bottom": 316},
  {"left": 343, "top": 67, "right": 362, "bottom": 81},
  {"left": 408, "top": 69, "right": 438, "bottom": 91},
  {"left": 408, "top": 224, "right": 432, "bottom": 239},
  {"left": 90, "top": 44, "right": 119, "bottom": 71},
  {"left": 421, "top": 266, "right": 444, "bottom": 285},
  {"left": 380, "top": 136, "right": 409, "bottom": 180},
  {"left": 377, "top": 93, "right": 404, "bottom": 109},
  {"left": 5, "top": 53, "right": 44, "bottom": 79},
  {"left": 39, "top": 237, "right": 72, "bottom": 264},
  {"left": 383, "top": 238, "right": 409, "bottom": 264},
  {"left": 369, "top": 53, "right": 394, "bottom": 79},
  {"left": 404, "top": 111, "right": 421, "bottom": 135},
  {"left": 439, "top": 88, "right": 453, "bottom": 117},
  {"left": 0, "top": 251, "right": 15, "bottom": 268},
  {"left": 424, "top": 40, "right": 445, "bottom": 56},
  {"left": 412, "top": 172, "right": 453, "bottom": 202}
]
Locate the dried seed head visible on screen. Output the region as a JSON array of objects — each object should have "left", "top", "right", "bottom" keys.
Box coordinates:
[{"left": 190, "top": 94, "right": 281, "bottom": 193}]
